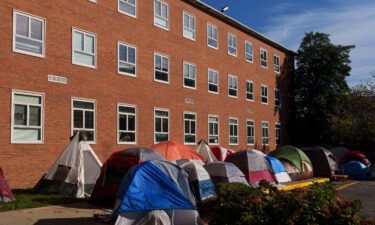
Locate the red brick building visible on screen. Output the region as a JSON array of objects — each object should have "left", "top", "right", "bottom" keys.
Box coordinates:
[{"left": 0, "top": 0, "right": 294, "bottom": 188}]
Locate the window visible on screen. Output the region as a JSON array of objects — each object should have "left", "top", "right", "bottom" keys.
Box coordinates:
[
  {"left": 207, "top": 23, "right": 218, "bottom": 49},
  {"left": 228, "top": 75, "right": 238, "bottom": 97},
  {"left": 183, "top": 62, "right": 196, "bottom": 89},
  {"left": 154, "top": 53, "right": 169, "bottom": 83},
  {"left": 208, "top": 115, "right": 219, "bottom": 144},
  {"left": 227, "top": 33, "right": 237, "bottom": 56},
  {"left": 208, "top": 69, "right": 219, "bottom": 93},
  {"left": 261, "top": 85, "right": 268, "bottom": 104},
  {"left": 72, "top": 28, "right": 96, "bottom": 68},
  {"left": 118, "top": 0, "right": 136, "bottom": 17},
  {"left": 118, "top": 104, "right": 136, "bottom": 144},
  {"left": 13, "top": 10, "right": 45, "bottom": 57},
  {"left": 154, "top": 0, "right": 168, "bottom": 29},
  {"left": 260, "top": 48, "right": 268, "bottom": 68},
  {"left": 11, "top": 90, "right": 44, "bottom": 143},
  {"left": 262, "top": 122, "right": 269, "bottom": 145},
  {"left": 246, "top": 120, "right": 255, "bottom": 145},
  {"left": 275, "top": 123, "right": 281, "bottom": 146},
  {"left": 184, "top": 112, "right": 196, "bottom": 144},
  {"left": 274, "top": 55, "right": 280, "bottom": 72},
  {"left": 154, "top": 109, "right": 169, "bottom": 143},
  {"left": 245, "top": 41, "right": 253, "bottom": 62},
  {"left": 118, "top": 42, "right": 136, "bottom": 76},
  {"left": 229, "top": 118, "right": 238, "bottom": 145},
  {"left": 183, "top": 12, "right": 196, "bottom": 40},
  {"left": 246, "top": 80, "right": 254, "bottom": 101},
  {"left": 72, "top": 99, "right": 95, "bottom": 142},
  {"left": 275, "top": 88, "right": 281, "bottom": 107}
]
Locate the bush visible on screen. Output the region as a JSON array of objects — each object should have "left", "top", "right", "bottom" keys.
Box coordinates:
[{"left": 198, "top": 182, "right": 362, "bottom": 225}]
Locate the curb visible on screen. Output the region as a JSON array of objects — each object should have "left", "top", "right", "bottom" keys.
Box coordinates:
[{"left": 277, "top": 178, "right": 330, "bottom": 191}]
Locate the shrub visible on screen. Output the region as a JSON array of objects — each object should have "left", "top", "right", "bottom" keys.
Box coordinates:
[{"left": 198, "top": 181, "right": 362, "bottom": 225}]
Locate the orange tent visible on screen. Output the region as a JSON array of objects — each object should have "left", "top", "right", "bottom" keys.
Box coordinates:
[{"left": 150, "top": 141, "right": 204, "bottom": 162}]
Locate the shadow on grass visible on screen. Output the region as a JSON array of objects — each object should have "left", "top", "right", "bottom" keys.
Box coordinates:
[{"left": 34, "top": 217, "right": 106, "bottom": 225}]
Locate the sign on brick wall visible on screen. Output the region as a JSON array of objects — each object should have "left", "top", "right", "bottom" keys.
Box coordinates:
[{"left": 48, "top": 74, "right": 67, "bottom": 84}]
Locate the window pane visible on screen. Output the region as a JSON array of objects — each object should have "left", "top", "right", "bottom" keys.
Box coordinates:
[
  {"left": 155, "top": 118, "right": 161, "bottom": 132},
  {"left": 74, "top": 52, "right": 95, "bottom": 66},
  {"left": 119, "top": 106, "right": 135, "bottom": 113},
  {"left": 74, "top": 31, "right": 84, "bottom": 51},
  {"left": 184, "top": 120, "right": 190, "bottom": 133},
  {"left": 73, "top": 110, "right": 83, "bottom": 128},
  {"left": 85, "top": 35, "right": 94, "bottom": 54},
  {"left": 185, "top": 135, "right": 195, "bottom": 143},
  {"left": 29, "top": 106, "right": 41, "bottom": 126},
  {"left": 119, "top": 62, "right": 135, "bottom": 74},
  {"left": 119, "top": 45, "right": 127, "bottom": 61},
  {"left": 155, "top": 1, "right": 161, "bottom": 15},
  {"left": 13, "top": 128, "right": 40, "bottom": 141},
  {"left": 14, "top": 104, "right": 27, "bottom": 125},
  {"left": 128, "top": 115, "right": 135, "bottom": 131},
  {"left": 16, "top": 14, "right": 29, "bottom": 36},
  {"left": 120, "top": 1, "right": 136, "bottom": 15},
  {"left": 155, "top": 55, "right": 161, "bottom": 70},
  {"left": 162, "top": 118, "right": 168, "bottom": 132},
  {"left": 119, "top": 132, "right": 135, "bottom": 142},
  {"left": 162, "top": 4, "right": 168, "bottom": 17},
  {"left": 119, "top": 114, "right": 127, "bottom": 130},
  {"left": 155, "top": 71, "right": 168, "bottom": 81},
  {"left": 73, "top": 101, "right": 94, "bottom": 109},
  {"left": 162, "top": 58, "right": 168, "bottom": 71},
  {"left": 14, "top": 94, "right": 41, "bottom": 104},
  {"left": 15, "top": 37, "right": 43, "bottom": 54},
  {"left": 30, "top": 18, "right": 42, "bottom": 40},
  {"left": 156, "top": 133, "right": 168, "bottom": 142},
  {"left": 155, "top": 110, "right": 168, "bottom": 117},
  {"left": 85, "top": 111, "right": 94, "bottom": 129},
  {"left": 128, "top": 47, "right": 135, "bottom": 63}
]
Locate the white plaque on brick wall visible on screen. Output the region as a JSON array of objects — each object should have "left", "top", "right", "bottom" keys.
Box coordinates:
[
  {"left": 48, "top": 74, "right": 67, "bottom": 84},
  {"left": 185, "top": 98, "right": 194, "bottom": 104},
  {"left": 247, "top": 108, "right": 254, "bottom": 113}
]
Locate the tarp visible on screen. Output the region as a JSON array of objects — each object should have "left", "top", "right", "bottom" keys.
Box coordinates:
[
  {"left": 90, "top": 147, "right": 166, "bottom": 205},
  {"left": 302, "top": 146, "right": 340, "bottom": 177},
  {"left": 173, "top": 159, "right": 205, "bottom": 167},
  {"left": 270, "top": 145, "right": 312, "bottom": 172},
  {"left": 34, "top": 132, "right": 102, "bottom": 198},
  {"left": 265, "top": 156, "right": 291, "bottom": 183},
  {"left": 342, "top": 161, "right": 371, "bottom": 180},
  {"left": 151, "top": 141, "right": 204, "bottom": 162},
  {"left": 226, "top": 150, "right": 276, "bottom": 184},
  {"left": 329, "top": 146, "right": 350, "bottom": 162},
  {"left": 204, "top": 162, "right": 248, "bottom": 186},
  {"left": 195, "top": 139, "right": 217, "bottom": 163},
  {"left": 210, "top": 146, "right": 234, "bottom": 161},
  {"left": 114, "top": 210, "right": 171, "bottom": 225},
  {"left": 0, "top": 167, "right": 15, "bottom": 202},
  {"left": 340, "top": 151, "right": 371, "bottom": 168}
]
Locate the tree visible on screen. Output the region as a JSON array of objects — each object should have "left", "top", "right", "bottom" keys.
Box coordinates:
[{"left": 291, "top": 32, "right": 354, "bottom": 147}]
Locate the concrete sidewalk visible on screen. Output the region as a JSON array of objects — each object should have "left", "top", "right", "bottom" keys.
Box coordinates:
[{"left": 0, "top": 202, "right": 111, "bottom": 225}]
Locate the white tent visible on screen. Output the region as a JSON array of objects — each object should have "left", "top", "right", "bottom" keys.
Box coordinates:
[
  {"left": 34, "top": 132, "right": 102, "bottom": 198},
  {"left": 195, "top": 139, "right": 217, "bottom": 163}
]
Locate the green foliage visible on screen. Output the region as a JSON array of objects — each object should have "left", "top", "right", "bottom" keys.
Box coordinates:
[
  {"left": 199, "top": 182, "right": 362, "bottom": 225},
  {"left": 291, "top": 32, "right": 354, "bottom": 146},
  {"left": 0, "top": 189, "right": 84, "bottom": 212}
]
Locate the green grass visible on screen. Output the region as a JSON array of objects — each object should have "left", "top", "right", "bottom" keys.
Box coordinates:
[{"left": 0, "top": 189, "right": 85, "bottom": 212}]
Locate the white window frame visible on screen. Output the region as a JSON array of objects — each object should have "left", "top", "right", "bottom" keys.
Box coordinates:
[
  {"left": 228, "top": 75, "right": 238, "bottom": 98},
  {"left": 208, "top": 68, "right": 219, "bottom": 94},
  {"left": 274, "top": 54, "right": 280, "bottom": 73},
  {"left": 260, "top": 48, "right": 268, "bottom": 68},
  {"left": 72, "top": 28, "right": 97, "bottom": 69},
  {"left": 245, "top": 41, "right": 253, "bottom": 63},
  {"left": 275, "top": 123, "right": 281, "bottom": 146},
  {"left": 246, "top": 119, "right": 255, "bottom": 146},
  {"left": 208, "top": 114, "right": 219, "bottom": 145},
  {"left": 262, "top": 121, "right": 269, "bottom": 146},
  {"left": 154, "top": 0, "right": 169, "bottom": 30},
  {"left": 154, "top": 52, "right": 170, "bottom": 84},
  {"left": 183, "top": 61, "right": 197, "bottom": 89},
  {"left": 13, "top": 10, "right": 46, "bottom": 58},
  {"left": 11, "top": 90, "right": 44, "bottom": 144},
  {"left": 154, "top": 108, "right": 169, "bottom": 144},
  {"left": 118, "top": 41, "right": 137, "bottom": 77},
  {"left": 117, "top": 103, "right": 137, "bottom": 144},
  {"left": 207, "top": 23, "right": 218, "bottom": 49},
  {"left": 118, "top": 0, "right": 137, "bottom": 18},
  {"left": 227, "top": 33, "right": 237, "bottom": 57},
  {"left": 261, "top": 85, "right": 268, "bottom": 104},
  {"left": 183, "top": 12, "right": 196, "bottom": 41},
  {"left": 229, "top": 117, "right": 238, "bottom": 145},
  {"left": 71, "top": 98, "right": 96, "bottom": 144},
  {"left": 275, "top": 88, "right": 281, "bottom": 107},
  {"left": 183, "top": 112, "right": 196, "bottom": 145},
  {"left": 246, "top": 80, "right": 254, "bottom": 101}
]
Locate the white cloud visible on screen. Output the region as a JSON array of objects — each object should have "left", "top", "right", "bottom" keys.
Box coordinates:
[{"left": 263, "top": 2, "right": 375, "bottom": 85}]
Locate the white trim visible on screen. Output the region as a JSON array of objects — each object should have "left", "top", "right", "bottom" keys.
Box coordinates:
[
  {"left": 154, "top": 52, "right": 170, "bottom": 84},
  {"left": 228, "top": 117, "right": 238, "bottom": 145},
  {"left": 72, "top": 27, "right": 97, "bottom": 69},
  {"left": 227, "top": 32, "right": 237, "bottom": 57},
  {"left": 208, "top": 68, "right": 219, "bottom": 94},
  {"left": 261, "top": 84, "right": 268, "bottom": 105},
  {"left": 117, "top": 41, "right": 137, "bottom": 77},
  {"left": 245, "top": 41, "right": 253, "bottom": 63},
  {"left": 260, "top": 48, "right": 268, "bottom": 69},
  {"left": 183, "top": 111, "right": 197, "bottom": 145},
  {"left": 11, "top": 89, "right": 45, "bottom": 144},
  {"left": 245, "top": 80, "right": 254, "bottom": 102},
  {"left": 154, "top": 107, "right": 169, "bottom": 144},
  {"left": 274, "top": 54, "right": 280, "bottom": 73},
  {"left": 117, "top": 103, "right": 137, "bottom": 145},
  {"left": 208, "top": 114, "right": 219, "bottom": 145},
  {"left": 118, "top": 0, "right": 137, "bottom": 18},
  {"left": 71, "top": 97, "right": 96, "bottom": 144},
  {"left": 182, "top": 11, "right": 196, "bottom": 41},
  {"left": 207, "top": 23, "right": 218, "bottom": 50},
  {"left": 228, "top": 74, "right": 238, "bottom": 98},
  {"left": 246, "top": 119, "right": 255, "bottom": 146},
  {"left": 183, "top": 61, "right": 197, "bottom": 89},
  {"left": 261, "top": 121, "right": 269, "bottom": 146},
  {"left": 153, "top": 0, "right": 169, "bottom": 31},
  {"left": 12, "top": 10, "right": 46, "bottom": 58}
]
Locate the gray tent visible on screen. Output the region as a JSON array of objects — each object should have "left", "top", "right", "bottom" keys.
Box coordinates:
[
  {"left": 203, "top": 162, "right": 248, "bottom": 187},
  {"left": 302, "top": 146, "right": 340, "bottom": 177},
  {"left": 115, "top": 210, "right": 171, "bottom": 225},
  {"left": 196, "top": 139, "right": 217, "bottom": 163},
  {"left": 329, "top": 146, "right": 350, "bottom": 162},
  {"left": 34, "top": 132, "right": 102, "bottom": 198}
]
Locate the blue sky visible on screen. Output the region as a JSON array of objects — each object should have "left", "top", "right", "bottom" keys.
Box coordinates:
[{"left": 200, "top": 0, "right": 375, "bottom": 86}]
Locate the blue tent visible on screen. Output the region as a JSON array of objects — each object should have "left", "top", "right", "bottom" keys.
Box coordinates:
[
  {"left": 111, "top": 160, "right": 196, "bottom": 220},
  {"left": 265, "top": 156, "right": 291, "bottom": 183},
  {"left": 342, "top": 161, "right": 371, "bottom": 180}
]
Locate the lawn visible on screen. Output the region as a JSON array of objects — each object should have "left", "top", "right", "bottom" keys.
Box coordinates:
[{"left": 0, "top": 189, "right": 85, "bottom": 212}]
